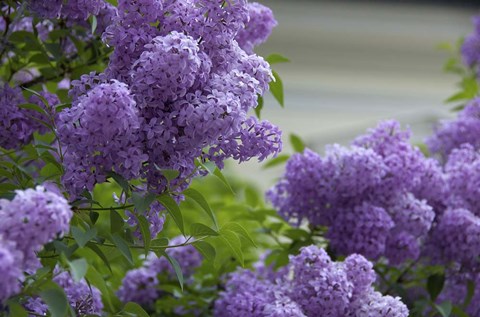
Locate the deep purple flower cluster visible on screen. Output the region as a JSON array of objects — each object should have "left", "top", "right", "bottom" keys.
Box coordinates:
[
  {"left": 427, "top": 98, "right": 480, "bottom": 160},
  {"left": 214, "top": 245, "right": 409, "bottom": 317},
  {"left": 268, "top": 120, "right": 440, "bottom": 263},
  {"left": 461, "top": 16, "right": 480, "bottom": 71},
  {"left": 0, "top": 186, "right": 72, "bottom": 302},
  {"left": 27, "top": 0, "right": 109, "bottom": 23},
  {"left": 25, "top": 268, "right": 103, "bottom": 315},
  {"left": 117, "top": 236, "right": 202, "bottom": 305},
  {"left": 56, "top": 0, "right": 280, "bottom": 198}
]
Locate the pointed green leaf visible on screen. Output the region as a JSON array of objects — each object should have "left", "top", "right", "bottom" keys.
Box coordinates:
[
  {"left": 124, "top": 302, "right": 149, "bottom": 317},
  {"left": 86, "top": 242, "right": 112, "bottom": 272},
  {"left": 134, "top": 214, "right": 152, "bottom": 254},
  {"left": 254, "top": 95, "right": 264, "bottom": 118},
  {"left": 266, "top": 53, "right": 290, "bottom": 64},
  {"left": 86, "top": 266, "right": 114, "bottom": 311},
  {"left": 221, "top": 222, "right": 256, "bottom": 247},
  {"left": 190, "top": 223, "right": 219, "bottom": 237},
  {"left": 269, "top": 70, "right": 284, "bottom": 107},
  {"left": 131, "top": 192, "right": 156, "bottom": 213},
  {"left": 108, "top": 172, "right": 130, "bottom": 193},
  {"left": 158, "top": 168, "right": 180, "bottom": 182},
  {"left": 158, "top": 194, "right": 184, "bottom": 234},
  {"left": 71, "top": 226, "right": 97, "bottom": 248},
  {"left": 40, "top": 284, "right": 69, "bottom": 317},
  {"left": 435, "top": 301, "right": 452, "bottom": 317},
  {"left": 18, "top": 103, "right": 48, "bottom": 116},
  {"left": 160, "top": 252, "right": 184, "bottom": 291},
  {"left": 111, "top": 234, "right": 133, "bottom": 264},
  {"left": 184, "top": 188, "right": 218, "bottom": 229},
  {"left": 263, "top": 154, "right": 290, "bottom": 169},
  {"left": 151, "top": 237, "right": 169, "bottom": 247},
  {"left": 7, "top": 302, "right": 28, "bottom": 317},
  {"left": 91, "top": 15, "right": 97, "bottom": 34},
  {"left": 68, "top": 258, "right": 88, "bottom": 282},
  {"left": 427, "top": 273, "right": 445, "bottom": 302},
  {"left": 220, "top": 230, "right": 244, "bottom": 266},
  {"left": 110, "top": 209, "right": 125, "bottom": 234},
  {"left": 290, "top": 133, "right": 306, "bottom": 153},
  {"left": 193, "top": 240, "right": 216, "bottom": 262}
]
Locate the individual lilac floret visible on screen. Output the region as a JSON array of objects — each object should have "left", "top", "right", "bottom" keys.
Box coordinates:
[
  {"left": 0, "top": 238, "right": 23, "bottom": 303},
  {"left": 236, "top": 2, "right": 278, "bottom": 54},
  {"left": 348, "top": 290, "right": 409, "bottom": 317},
  {"left": 117, "top": 267, "right": 159, "bottom": 305},
  {"left": 427, "top": 98, "right": 480, "bottom": 160},
  {"left": 327, "top": 202, "right": 394, "bottom": 260},
  {"left": 426, "top": 208, "right": 480, "bottom": 267},
  {"left": 0, "top": 186, "right": 72, "bottom": 270},
  {"left": 26, "top": 269, "right": 104, "bottom": 315}
]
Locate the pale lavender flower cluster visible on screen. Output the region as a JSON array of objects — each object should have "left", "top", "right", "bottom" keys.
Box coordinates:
[
  {"left": 461, "top": 16, "right": 480, "bottom": 71},
  {"left": 427, "top": 98, "right": 480, "bottom": 160},
  {"left": 25, "top": 268, "right": 103, "bottom": 315},
  {"left": 0, "top": 186, "right": 72, "bottom": 302},
  {"left": 58, "top": 0, "right": 281, "bottom": 197},
  {"left": 214, "top": 245, "right": 409, "bottom": 317},
  {"left": 117, "top": 236, "right": 202, "bottom": 305},
  {"left": 27, "top": 0, "right": 108, "bottom": 22},
  {"left": 268, "top": 120, "right": 440, "bottom": 263},
  {"left": 236, "top": 2, "right": 278, "bottom": 54}
]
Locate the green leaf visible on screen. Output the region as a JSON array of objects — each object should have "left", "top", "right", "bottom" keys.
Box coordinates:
[
  {"left": 254, "top": 95, "right": 264, "bottom": 118},
  {"left": 29, "top": 52, "right": 50, "bottom": 64},
  {"left": 90, "top": 15, "right": 98, "bottom": 34},
  {"left": 159, "top": 168, "right": 180, "bottom": 182},
  {"left": 136, "top": 214, "right": 152, "bottom": 254},
  {"left": 131, "top": 192, "right": 156, "bottom": 213},
  {"left": 18, "top": 103, "right": 48, "bottom": 116},
  {"left": 434, "top": 301, "right": 452, "bottom": 317},
  {"left": 193, "top": 241, "right": 216, "bottom": 262},
  {"left": 124, "top": 302, "right": 150, "bottom": 317},
  {"left": 111, "top": 234, "right": 134, "bottom": 264},
  {"left": 151, "top": 237, "right": 169, "bottom": 247},
  {"left": 196, "top": 160, "right": 235, "bottom": 194},
  {"left": 110, "top": 209, "right": 125, "bottom": 234},
  {"left": 290, "top": 133, "right": 306, "bottom": 153},
  {"left": 190, "top": 223, "right": 219, "bottom": 237},
  {"left": 86, "top": 242, "right": 112, "bottom": 272},
  {"left": 108, "top": 172, "right": 130, "bottom": 193},
  {"left": 7, "top": 302, "right": 28, "bottom": 317},
  {"left": 220, "top": 229, "right": 244, "bottom": 266},
  {"left": 463, "top": 279, "right": 475, "bottom": 308},
  {"left": 263, "top": 154, "right": 290, "bottom": 169},
  {"left": 269, "top": 70, "right": 284, "bottom": 107},
  {"left": 158, "top": 194, "right": 184, "bottom": 234},
  {"left": 85, "top": 266, "right": 114, "bottom": 311},
  {"left": 266, "top": 53, "right": 290, "bottom": 64},
  {"left": 452, "top": 306, "right": 469, "bottom": 317},
  {"left": 221, "top": 222, "right": 257, "bottom": 247},
  {"left": 184, "top": 188, "right": 218, "bottom": 229},
  {"left": 40, "top": 283, "right": 69, "bottom": 317},
  {"left": 427, "top": 273, "right": 445, "bottom": 301},
  {"left": 160, "top": 252, "right": 184, "bottom": 291},
  {"left": 22, "top": 87, "right": 49, "bottom": 107},
  {"left": 71, "top": 226, "right": 97, "bottom": 248},
  {"left": 68, "top": 258, "right": 88, "bottom": 282}
]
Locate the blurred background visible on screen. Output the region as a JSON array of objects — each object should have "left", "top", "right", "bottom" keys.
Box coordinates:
[{"left": 229, "top": 0, "right": 475, "bottom": 189}]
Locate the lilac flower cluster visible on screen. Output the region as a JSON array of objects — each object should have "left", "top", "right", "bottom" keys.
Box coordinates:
[
  {"left": 214, "top": 245, "right": 409, "bottom": 317},
  {"left": 236, "top": 2, "right": 278, "bottom": 54},
  {"left": 427, "top": 98, "right": 480, "bottom": 160},
  {"left": 268, "top": 120, "right": 440, "bottom": 263},
  {"left": 117, "top": 236, "right": 202, "bottom": 305},
  {"left": 461, "top": 16, "right": 480, "bottom": 72},
  {"left": 57, "top": 0, "right": 281, "bottom": 198},
  {"left": 25, "top": 268, "right": 103, "bottom": 315},
  {"left": 0, "top": 186, "right": 72, "bottom": 302}
]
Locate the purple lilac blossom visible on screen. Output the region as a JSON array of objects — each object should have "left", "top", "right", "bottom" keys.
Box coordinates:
[
  {"left": 268, "top": 120, "right": 437, "bottom": 263},
  {"left": 427, "top": 98, "right": 480, "bottom": 160},
  {"left": 235, "top": 2, "right": 278, "bottom": 54},
  {"left": 461, "top": 16, "right": 480, "bottom": 69},
  {"left": 0, "top": 186, "right": 72, "bottom": 271},
  {"left": 126, "top": 201, "right": 166, "bottom": 239},
  {"left": 117, "top": 266, "right": 159, "bottom": 305},
  {"left": 0, "top": 84, "right": 30, "bottom": 149},
  {"left": 214, "top": 245, "right": 408, "bottom": 317}
]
